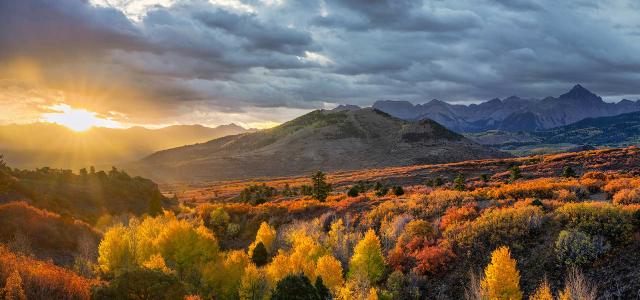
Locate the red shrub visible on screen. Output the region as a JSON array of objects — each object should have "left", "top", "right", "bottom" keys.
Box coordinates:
[{"left": 0, "top": 246, "right": 96, "bottom": 299}]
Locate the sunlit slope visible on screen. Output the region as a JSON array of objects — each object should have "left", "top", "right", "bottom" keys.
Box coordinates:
[{"left": 137, "top": 108, "right": 509, "bottom": 181}]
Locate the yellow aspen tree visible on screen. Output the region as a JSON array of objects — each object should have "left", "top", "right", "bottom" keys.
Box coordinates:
[
  {"left": 249, "top": 222, "right": 276, "bottom": 256},
  {"left": 348, "top": 229, "right": 385, "bottom": 284},
  {"left": 266, "top": 251, "right": 292, "bottom": 283},
  {"left": 480, "top": 246, "right": 523, "bottom": 300},
  {"left": 530, "top": 279, "right": 553, "bottom": 300},
  {"left": 316, "top": 254, "right": 345, "bottom": 293},
  {"left": 366, "top": 288, "right": 379, "bottom": 300},
  {"left": 239, "top": 264, "right": 270, "bottom": 300}
]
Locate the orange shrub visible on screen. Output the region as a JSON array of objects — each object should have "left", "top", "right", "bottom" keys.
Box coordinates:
[
  {"left": 439, "top": 204, "right": 478, "bottom": 231},
  {"left": 410, "top": 189, "right": 476, "bottom": 219},
  {"left": 0, "top": 246, "right": 96, "bottom": 299},
  {"left": 581, "top": 171, "right": 607, "bottom": 181},
  {"left": 486, "top": 178, "right": 579, "bottom": 200},
  {"left": 579, "top": 178, "right": 605, "bottom": 193},
  {"left": 554, "top": 189, "right": 577, "bottom": 202},
  {"left": 612, "top": 188, "right": 640, "bottom": 205},
  {"left": 603, "top": 177, "right": 640, "bottom": 196}
]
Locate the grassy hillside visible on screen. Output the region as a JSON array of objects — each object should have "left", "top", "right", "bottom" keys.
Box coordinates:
[{"left": 136, "top": 108, "right": 507, "bottom": 182}]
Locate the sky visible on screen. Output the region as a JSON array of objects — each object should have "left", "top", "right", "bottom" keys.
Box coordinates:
[{"left": 1, "top": 0, "right": 640, "bottom": 129}]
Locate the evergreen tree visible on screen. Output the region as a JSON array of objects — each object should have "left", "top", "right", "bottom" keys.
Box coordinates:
[
  {"left": 315, "top": 276, "right": 331, "bottom": 300},
  {"left": 480, "top": 174, "right": 489, "bottom": 182},
  {"left": 563, "top": 166, "right": 577, "bottom": 178},
  {"left": 392, "top": 186, "right": 404, "bottom": 196},
  {"left": 347, "top": 186, "right": 360, "bottom": 197},
  {"left": 251, "top": 241, "right": 269, "bottom": 266},
  {"left": 509, "top": 165, "right": 522, "bottom": 183},
  {"left": 453, "top": 173, "right": 466, "bottom": 191},
  {"left": 148, "top": 196, "right": 163, "bottom": 216},
  {"left": 311, "top": 171, "right": 331, "bottom": 202},
  {"left": 270, "top": 274, "right": 320, "bottom": 300},
  {"left": 282, "top": 183, "right": 292, "bottom": 197}
]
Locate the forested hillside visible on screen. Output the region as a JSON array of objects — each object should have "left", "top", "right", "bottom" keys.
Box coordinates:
[{"left": 0, "top": 156, "right": 174, "bottom": 224}]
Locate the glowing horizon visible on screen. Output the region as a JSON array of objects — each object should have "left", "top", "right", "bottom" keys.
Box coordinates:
[{"left": 41, "top": 104, "right": 123, "bottom": 132}]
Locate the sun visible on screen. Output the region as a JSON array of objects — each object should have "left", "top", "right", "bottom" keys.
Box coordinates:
[{"left": 41, "top": 104, "right": 122, "bottom": 132}]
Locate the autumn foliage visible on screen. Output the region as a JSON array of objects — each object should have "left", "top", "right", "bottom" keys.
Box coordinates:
[{"left": 0, "top": 245, "right": 96, "bottom": 299}]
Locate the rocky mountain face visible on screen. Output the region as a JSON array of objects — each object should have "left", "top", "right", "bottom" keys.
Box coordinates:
[
  {"left": 135, "top": 108, "right": 509, "bottom": 182},
  {"left": 373, "top": 85, "right": 640, "bottom": 132},
  {"left": 0, "top": 123, "right": 248, "bottom": 169}
]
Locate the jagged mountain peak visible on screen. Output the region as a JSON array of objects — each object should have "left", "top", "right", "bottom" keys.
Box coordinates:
[
  {"left": 560, "top": 84, "right": 600, "bottom": 100},
  {"left": 371, "top": 84, "right": 640, "bottom": 133}
]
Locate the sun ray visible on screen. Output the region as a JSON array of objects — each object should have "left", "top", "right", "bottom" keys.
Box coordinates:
[{"left": 41, "top": 104, "right": 122, "bottom": 132}]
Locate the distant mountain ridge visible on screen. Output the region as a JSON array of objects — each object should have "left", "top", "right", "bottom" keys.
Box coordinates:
[
  {"left": 0, "top": 123, "right": 248, "bottom": 169},
  {"left": 466, "top": 110, "right": 640, "bottom": 155},
  {"left": 134, "top": 108, "right": 508, "bottom": 182},
  {"left": 373, "top": 85, "right": 640, "bottom": 132}
]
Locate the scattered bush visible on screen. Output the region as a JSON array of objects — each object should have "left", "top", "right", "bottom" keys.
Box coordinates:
[
  {"left": 563, "top": 166, "right": 577, "bottom": 178},
  {"left": 555, "top": 230, "right": 609, "bottom": 267},
  {"left": 447, "top": 206, "right": 543, "bottom": 253},
  {"left": 555, "top": 202, "right": 635, "bottom": 244},
  {"left": 392, "top": 186, "right": 404, "bottom": 196},
  {"left": 347, "top": 186, "right": 360, "bottom": 197}
]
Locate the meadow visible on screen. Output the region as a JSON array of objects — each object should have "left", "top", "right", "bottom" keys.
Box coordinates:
[{"left": 1, "top": 147, "right": 640, "bottom": 299}]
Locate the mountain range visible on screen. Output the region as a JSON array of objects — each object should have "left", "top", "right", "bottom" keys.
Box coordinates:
[
  {"left": 373, "top": 85, "right": 640, "bottom": 132},
  {"left": 134, "top": 107, "right": 508, "bottom": 182},
  {"left": 0, "top": 123, "right": 248, "bottom": 170},
  {"left": 466, "top": 110, "right": 640, "bottom": 155}
]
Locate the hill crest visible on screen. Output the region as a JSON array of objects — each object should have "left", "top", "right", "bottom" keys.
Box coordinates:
[{"left": 136, "top": 108, "right": 508, "bottom": 182}]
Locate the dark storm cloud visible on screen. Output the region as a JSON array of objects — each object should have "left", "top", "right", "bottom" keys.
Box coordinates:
[
  {"left": 315, "top": 0, "right": 481, "bottom": 32},
  {"left": 1, "top": 0, "right": 640, "bottom": 125},
  {"left": 0, "top": 0, "right": 145, "bottom": 59},
  {"left": 194, "top": 9, "right": 312, "bottom": 54}
]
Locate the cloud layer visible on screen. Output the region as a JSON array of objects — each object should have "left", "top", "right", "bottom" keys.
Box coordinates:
[{"left": 1, "top": 0, "right": 640, "bottom": 126}]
